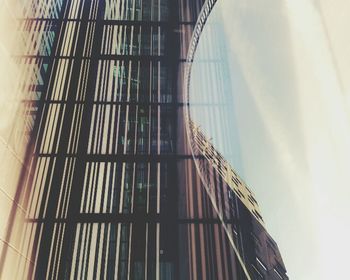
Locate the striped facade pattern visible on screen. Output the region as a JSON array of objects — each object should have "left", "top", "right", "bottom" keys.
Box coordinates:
[{"left": 0, "top": 0, "right": 288, "bottom": 279}]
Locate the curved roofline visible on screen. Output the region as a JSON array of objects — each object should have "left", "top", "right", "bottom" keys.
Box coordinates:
[{"left": 183, "top": 1, "right": 253, "bottom": 279}]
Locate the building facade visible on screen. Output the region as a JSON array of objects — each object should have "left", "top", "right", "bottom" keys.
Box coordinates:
[{"left": 0, "top": 0, "right": 288, "bottom": 279}]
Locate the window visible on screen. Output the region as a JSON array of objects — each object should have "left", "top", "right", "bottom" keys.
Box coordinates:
[{"left": 256, "top": 257, "right": 267, "bottom": 271}]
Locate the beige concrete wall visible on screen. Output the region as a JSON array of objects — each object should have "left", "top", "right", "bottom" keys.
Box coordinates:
[{"left": 0, "top": 1, "right": 37, "bottom": 278}]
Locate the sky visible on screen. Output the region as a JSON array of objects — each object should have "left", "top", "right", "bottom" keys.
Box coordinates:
[{"left": 190, "top": 0, "right": 350, "bottom": 279}]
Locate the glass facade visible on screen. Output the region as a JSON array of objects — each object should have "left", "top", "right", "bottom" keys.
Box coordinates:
[
  {"left": 185, "top": 1, "right": 288, "bottom": 279},
  {"left": 0, "top": 0, "right": 288, "bottom": 279}
]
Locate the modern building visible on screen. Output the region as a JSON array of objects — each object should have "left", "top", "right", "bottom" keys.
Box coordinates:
[{"left": 0, "top": 0, "right": 288, "bottom": 279}]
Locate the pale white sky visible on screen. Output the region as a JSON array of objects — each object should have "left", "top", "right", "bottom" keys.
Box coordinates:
[{"left": 191, "top": 0, "right": 350, "bottom": 279}]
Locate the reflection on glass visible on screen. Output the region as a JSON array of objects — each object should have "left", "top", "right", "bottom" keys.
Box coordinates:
[{"left": 185, "top": 1, "right": 288, "bottom": 279}]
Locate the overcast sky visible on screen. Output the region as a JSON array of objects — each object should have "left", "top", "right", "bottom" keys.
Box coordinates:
[{"left": 190, "top": 0, "right": 350, "bottom": 279}]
